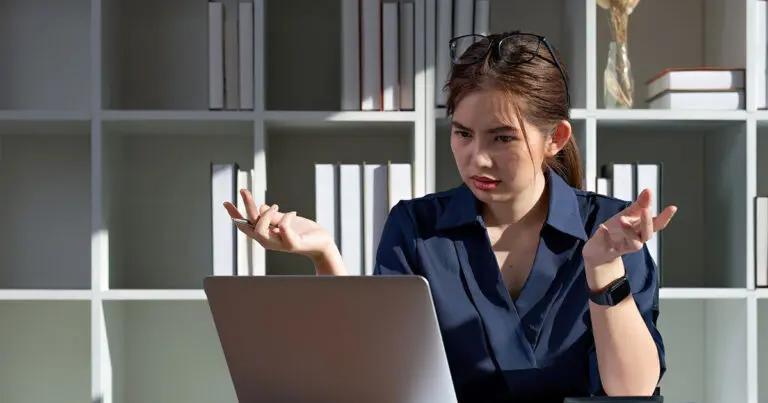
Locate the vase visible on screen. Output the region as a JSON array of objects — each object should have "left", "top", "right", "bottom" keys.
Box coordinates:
[{"left": 603, "top": 41, "right": 634, "bottom": 109}]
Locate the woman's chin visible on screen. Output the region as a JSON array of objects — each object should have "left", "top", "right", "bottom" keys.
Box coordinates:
[{"left": 467, "top": 184, "right": 512, "bottom": 203}]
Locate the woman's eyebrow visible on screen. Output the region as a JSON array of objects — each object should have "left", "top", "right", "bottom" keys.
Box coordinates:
[{"left": 450, "top": 120, "right": 518, "bottom": 134}]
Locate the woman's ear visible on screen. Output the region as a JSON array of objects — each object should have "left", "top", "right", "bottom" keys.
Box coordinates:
[{"left": 545, "top": 120, "right": 572, "bottom": 157}]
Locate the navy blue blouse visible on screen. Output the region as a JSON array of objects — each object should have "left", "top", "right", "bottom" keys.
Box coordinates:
[{"left": 373, "top": 169, "right": 665, "bottom": 403}]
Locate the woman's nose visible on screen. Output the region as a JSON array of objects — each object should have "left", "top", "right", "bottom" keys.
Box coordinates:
[{"left": 472, "top": 150, "right": 493, "bottom": 168}]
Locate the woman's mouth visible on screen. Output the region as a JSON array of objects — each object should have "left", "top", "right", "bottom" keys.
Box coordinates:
[{"left": 470, "top": 175, "right": 500, "bottom": 191}]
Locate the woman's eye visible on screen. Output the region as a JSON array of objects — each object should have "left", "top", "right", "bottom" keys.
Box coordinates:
[
  {"left": 453, "top": 130, "right": 471, "bottom": 138},
  {"left": 496, "top": 135, "right": 514, "bottom": 143}
]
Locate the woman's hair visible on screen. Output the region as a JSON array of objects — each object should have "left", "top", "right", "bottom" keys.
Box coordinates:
[{"left": 444, "top": 31, "right": 583, "bottom": 190}]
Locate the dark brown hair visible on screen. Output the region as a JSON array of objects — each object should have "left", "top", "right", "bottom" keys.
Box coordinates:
[{"left": 444, "top": 31, "right": 583, "bottom": 190}]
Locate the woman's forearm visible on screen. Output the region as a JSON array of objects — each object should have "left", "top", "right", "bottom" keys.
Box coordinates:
[
  {"left": 310, "top": 246, "right": 348, "bottom": 275},
  {"left": 585, "top": 256, "right": 660, "bottom": 396}
]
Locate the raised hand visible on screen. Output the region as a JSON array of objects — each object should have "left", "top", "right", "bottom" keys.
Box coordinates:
[
  {"left": 583, "top": 188, "right": 677, "bottom": 266},
  {"left": 222, "top": 188, "right": 336, "bottom": 258}
]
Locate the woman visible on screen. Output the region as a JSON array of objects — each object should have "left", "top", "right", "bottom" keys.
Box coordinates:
[{"left": 223, "top": 31, "right": 678, "bottom": 403}]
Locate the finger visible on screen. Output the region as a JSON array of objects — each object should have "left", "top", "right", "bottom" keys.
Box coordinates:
[
  {"left": 652, "top": 205, "right": 678, "bottom": 232},
  {"left": 240, "top": 189, "right": 260, "bottom": 221},
  {"left": 255, "top": 204, "right": 278, "bottom": 241},
  {"left": 257, "top": 203, "right": 287, "bottom": 225},
  {"left": 623, "top": 188, "right": 652, "bottom": 215},
  {"left": 639, "top": 207, "right": 653, "bottom": 241},
  {"left": 278, "top": 211, "right": 300, "bottom": 249},
  {"left": 224, "top": 202, "right": 256, "bottom": 233},
  {"left": 222, "top": 201, "right": 245, "bottom": 220}
]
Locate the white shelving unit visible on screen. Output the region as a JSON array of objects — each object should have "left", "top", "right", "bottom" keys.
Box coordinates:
[{"left": 0, "top": 0, "right": 766, "bottom": 402}]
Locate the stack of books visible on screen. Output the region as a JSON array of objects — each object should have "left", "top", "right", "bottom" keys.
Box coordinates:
[
  {"left": 341, "top": 0, "right": 417, "bottom": 111},
  {"left": 644, "top": 67, "right": 745, "bottom": 110},
  {"left": 210, "top": 163, "right": 257, "bottom": 276},
  {"left": 314, "top": 162, "right": 412, "bottom": 276},
  {"left": 208, "top": 1, "right": 261, "bottom": 111}
]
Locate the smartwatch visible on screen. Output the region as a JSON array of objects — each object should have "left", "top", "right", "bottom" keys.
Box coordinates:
[{"left": 589, "top": 275, "right": 631, "bottom": 306}]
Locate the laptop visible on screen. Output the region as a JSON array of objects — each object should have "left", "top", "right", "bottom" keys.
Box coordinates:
[
  {"left": 563, "top": 398, "right": 663, "bottom": 402},
  {"left": 204, "top": 275, "right": 459, "bottom": 403}
]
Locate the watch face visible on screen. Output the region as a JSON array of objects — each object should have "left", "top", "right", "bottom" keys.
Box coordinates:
[{"left": 608, "top": 277, "right": 631, "bottom": 303}]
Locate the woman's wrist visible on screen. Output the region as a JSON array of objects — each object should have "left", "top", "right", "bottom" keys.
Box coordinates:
[
  {"left": 584, "top": 255, "right": 626, "bottom": 292},
  {"left": 310, "top": 244, "right": 347, "bottom": 275}
]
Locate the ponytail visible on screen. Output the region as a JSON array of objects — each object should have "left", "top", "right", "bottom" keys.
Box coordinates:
[{"left": 547, "top": 136, "right": 583, "bottom": 190}]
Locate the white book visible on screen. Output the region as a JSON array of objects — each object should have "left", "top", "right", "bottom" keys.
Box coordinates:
[
  {"left": 315, "top": 164, "right": 339, "bottom": 248},
  {"left": 252, "top": 0, "right": 265, "bottom": 112},
  {"left": 224, "top": 1, "right": 240, "bottom": 109},
  {"left": 452, "top": 0, "right": 474, "bottom": 57},
  {"left": 387, "top": 163, "right": 413, "bottom": 210},
  {"left": 208, "top": 2, "right": 224, "bottom": 110},
  {"left": 647, "top": 90, "right": 745, "bottom": 110},
  {"left": 636, "top": 163, "right": 661, "bottom": 267},
  {"left": 602, "top": 163, "right": 635, "bottom": 202},
  {"left": 399, "top": 1, "right": 415, "bottom": 111},
  {"left": 756, "top": 197, "right": 768, "bottom": 287},
  {"left": 758, "top": 1, "right": 767, "bottom": 109},
  {"left": 454, "top": 0, "right": 474, "bottom": 31},
  {"left": 339, "top": 164, "right": 363, "bottom": 275},
  {"left": 595, "top": 177, "right": 611, "bottom": 196},
  {"left": 341, "top": 0, "right": 361, "bottom": 110},
  {"left": 211, "top": 163, "right": 238, "bottom": 275},
  {"left": 474, "top": 0, "right": 490, "bottom": 36},
  {"left": 646, "top": 68, "right": 745, "bottom": 100},
  {"left": 382, "top": 2, "right": 400, "bottom": 111},
  {"left": 238, "top": 2, "right": 254, "bottom": 110},
  {"left": 236, "top": 169, "right": 252, "bottom": 275},
  {"left": 435, "top": 0, "right": 453, "bottom": 107},
  {"left": 361, "top": 0, "right": 381, "bottom": 111},
  {"left": 363, "top": 164, "right": 388, "bottom": 276}
]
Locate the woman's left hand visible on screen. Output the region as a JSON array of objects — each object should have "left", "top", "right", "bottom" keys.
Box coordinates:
[{"left": 583, "top": 188, "right": 678, "bottom": 268}]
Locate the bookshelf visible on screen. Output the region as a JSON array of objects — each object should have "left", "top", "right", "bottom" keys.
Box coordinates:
[{"left": 0, "top": 0, "right": 765, "bottom": 402}]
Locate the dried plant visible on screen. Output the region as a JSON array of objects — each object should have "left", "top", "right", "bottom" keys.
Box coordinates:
[{"left": 599, "top": 0, "right": 640, "bottom": 108}]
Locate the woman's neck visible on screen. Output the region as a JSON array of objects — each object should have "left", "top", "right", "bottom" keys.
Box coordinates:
[{"left": 482, "top": 171, "right": 549, "bottom": 229}]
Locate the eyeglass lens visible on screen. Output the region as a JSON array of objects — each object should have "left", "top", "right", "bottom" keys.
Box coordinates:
[
  {"left": 451, "top": 34, "right": 490, "bottom": 64},
  {"left": 497, "top": 34, "right": 541, "bottom": 64}
]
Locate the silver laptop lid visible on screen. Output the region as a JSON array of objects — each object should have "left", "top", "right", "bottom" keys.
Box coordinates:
[{"left": 204, "top": 275, "right": 458, "bottom": 403}]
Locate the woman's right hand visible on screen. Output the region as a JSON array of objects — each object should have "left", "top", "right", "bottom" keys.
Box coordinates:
[{"left": 223, "top": 189, "right": 337, "bottom": 259}]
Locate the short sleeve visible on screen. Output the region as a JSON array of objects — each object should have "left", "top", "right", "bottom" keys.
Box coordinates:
[
  {"left": 373, "top": 202, "right": 418, "bottom": 276},
  {"left": 588, "top": 243, "right": 666, "bottom": 396}
]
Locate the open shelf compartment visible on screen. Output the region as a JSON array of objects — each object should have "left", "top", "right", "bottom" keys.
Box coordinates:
[
  {"left": 0, "top": 126, "right": 92, "bottom": 290},
  {"left": 264, "top": 120, "right": 415, "bottom": 274},
  {"left": 656, "top": 297, "right": 748, "bottom": 403},
  {"left": 103, "top": 300, "right": 236, "bottom": 403},
  {"left": 0, "top": 301, "right": 91, "bottom": 403},
  {"left": 101, "top": 0, "right": 219, "bottom": 110},
  {"left": 594, "top": 0, "right": 746, "bottom": 110},
  {"left": 101, "top": 119, "right": 255, "bottom": 290},
  {"left": 0, "top": 0, "right": 92, "bottom": 111},
  {"left": 596, "top": 119, "right": 748, "bottom": 288},
  {"left": 759, "top": 298, "right": 768, "bottom": 403}
]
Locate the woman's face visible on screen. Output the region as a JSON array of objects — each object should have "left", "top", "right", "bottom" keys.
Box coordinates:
[{"left": 449, "top": 89, "right": 570, "bottom": 204}]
